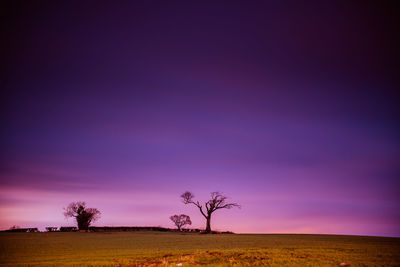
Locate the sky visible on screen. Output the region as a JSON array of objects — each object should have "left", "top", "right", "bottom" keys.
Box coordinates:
[{"left": 1, "top": 1, "right": 399, "bottom": 236}]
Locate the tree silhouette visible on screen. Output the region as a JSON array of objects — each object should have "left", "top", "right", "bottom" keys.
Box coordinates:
[
  {"left": 170, "top": 214, "right": 192, "bottom": 231},
  {"left": 63, "top": 201, "right": 101, "bottom": 231},
  {"left": 181, "top": 191, "right": 240, "bottom": 233}
]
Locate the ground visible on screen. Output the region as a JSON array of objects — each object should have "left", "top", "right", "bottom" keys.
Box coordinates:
[{"left": 0, "top": 232, "right": 399, "bottom": 266}]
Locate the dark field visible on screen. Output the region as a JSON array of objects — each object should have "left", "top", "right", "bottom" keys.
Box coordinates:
[{"left": 0, "top": 232, "right": 399, "bottom": 266}]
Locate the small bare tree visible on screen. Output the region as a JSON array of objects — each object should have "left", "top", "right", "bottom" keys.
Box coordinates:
[
  {"left": 170, "top": 214, "right": 192, "bottom": 231},
  {"left": 181, "top": 191, "right": 240, "bottom": 233},
  {"left": 63, "top": 201, "right": 101, "bottom": 231}
]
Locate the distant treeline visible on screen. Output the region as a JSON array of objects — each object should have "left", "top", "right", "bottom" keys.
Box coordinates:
[
  {"left": 89, "top": 226, "right": 201, "bottom": 232},
  {"left": 3, "top": 228, "right": 39, "bottom": 233},
  {"left": 2, "top": 226, "right": 234, "bottom": 234}
]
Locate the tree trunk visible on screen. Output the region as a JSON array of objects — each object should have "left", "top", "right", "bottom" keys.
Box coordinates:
[
  {"left": 205, "top": 216, "right": 211, "bottom": 233},
  {"left": 76, "top": 216, "right": 89, "bottom": 230}
]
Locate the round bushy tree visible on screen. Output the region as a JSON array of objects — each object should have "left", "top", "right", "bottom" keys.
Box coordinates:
[
  {"left": 170, "top": 214, "right": 192, "bottom": 231},
  {"left": 64, "top": 201, "right": 101, "bottom": 230}
]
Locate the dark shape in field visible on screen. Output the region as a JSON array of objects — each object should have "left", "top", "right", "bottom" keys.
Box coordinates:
[
  {"left": 46, "top": 227, "right": 58, "bottom": 232},
  {"left": 88, "top": 226, "right": 202, "bottom": 232},
  {"left": 181, "top": 191, "right": 240, "bottom": 233},
  {"left": 59, "top": 226, "right": 78, "bottom": 232},
  {"left": 5, "top": 226, "right": 38, "bottom": 232},
  {"left": 63, "top": 201, "right": 101, "bottom": 231},
  {"left": 170, "top": 214, "right": 192, "bottom": 231}
]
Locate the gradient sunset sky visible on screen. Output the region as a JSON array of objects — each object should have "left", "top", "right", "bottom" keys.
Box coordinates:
[{"left": 1, "top": 1, "right": 399, "bottom": 236}]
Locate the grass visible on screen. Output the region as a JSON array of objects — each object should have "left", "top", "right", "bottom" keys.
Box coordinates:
[{"left": 0, "top": 232, "right": 399, "bottom": 266}]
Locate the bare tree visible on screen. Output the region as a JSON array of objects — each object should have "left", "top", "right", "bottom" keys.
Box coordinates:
[
  {"left": 170, "top": 214, "right": 192, "bottom": 231},
  {"left": 63, "top": 201, "right": 101, "bottom": 231},
  {"left": 181, "top": 191, "right": 240, "bottom": 233}
]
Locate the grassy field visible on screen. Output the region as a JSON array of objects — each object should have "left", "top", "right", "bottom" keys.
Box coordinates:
[{"left": 0, "top": 232, "right": 399, "bottom": 266}]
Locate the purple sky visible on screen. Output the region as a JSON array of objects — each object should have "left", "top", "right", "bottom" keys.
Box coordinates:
[{"left": 1, "top": 1, "right": 399, "bottom": 236}]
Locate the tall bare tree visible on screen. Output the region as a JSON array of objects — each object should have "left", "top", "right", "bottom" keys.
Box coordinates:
[
  {"left": 181, "top": 191, "right": 240, "bottom": 233},
  {"left": 64, "top": 201, "right": 101, "bottom": 231},
  {"left": 170, "top": 214, "right": 192, "bottom": 231}
]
